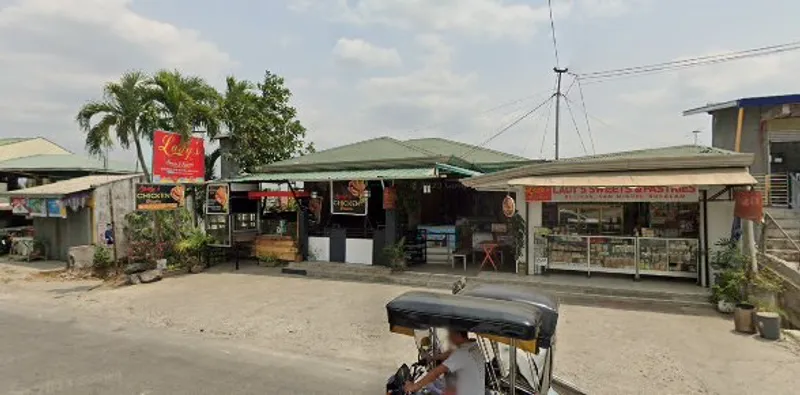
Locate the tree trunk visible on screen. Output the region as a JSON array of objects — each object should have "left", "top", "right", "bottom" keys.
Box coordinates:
[{"left": 133, "top": 136, "right": 151, "bottom": 182}]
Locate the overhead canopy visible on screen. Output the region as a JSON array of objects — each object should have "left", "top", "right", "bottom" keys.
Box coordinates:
[
  {"left": 508, "top": 167, "right": 757, "bottom": 187},
  {"left": 0, "top": 174, "right": 143, "bottom": 198},
  {"left": 226, "top": 164, "right": 481, "bottom": 183}
]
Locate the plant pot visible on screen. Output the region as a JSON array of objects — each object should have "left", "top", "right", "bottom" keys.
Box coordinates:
[
  {"left": 755, "top": 312, "right": 782, "bottom": 340},
  {"left": 717, "top": 300, "right": 736, "bottom": 314},
  {"left": 733, "top": 303, "right": 756, "bottom": 334}
]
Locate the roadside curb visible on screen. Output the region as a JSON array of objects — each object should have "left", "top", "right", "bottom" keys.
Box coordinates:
[{"left": 283, "top": 262, "right": 716, "bottom": 316}]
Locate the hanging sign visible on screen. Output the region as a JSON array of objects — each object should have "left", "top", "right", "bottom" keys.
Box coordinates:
[
  {"left": 11, "top": 198, "right": 29, "bottom": 215},
  {"left": 502, "top": 195, "right": 516, "bottom": 218},
  {"left": 135, "top": 184, "right": 185, "bottom": 211},
  {"left": 331, "top": 180, "right": 368, "bottom": 216},
  {"left": 734, "top": 190, "right": 763, "bottom": 222},
  {"left": 525, "top": 186, "right": 699, "bottom": 203},
  {"left": 206, "top": 183, "right": 230, "bottom": 214},
  {"left": 383, "top": 186, "right": 397, "bottom": 210},
  {"left": 46, "top": 199, "right": 67, "bottom": 218},
  {"left": 152, "top": 130, "right": 205, "bottom": 184},
  {"left": 27, "top": 198, "right": 47, "bottom": 217}
]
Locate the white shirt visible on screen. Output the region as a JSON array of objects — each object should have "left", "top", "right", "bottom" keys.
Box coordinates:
[{"left": 443, "top": 340, "right": 485, "bottom": 395}]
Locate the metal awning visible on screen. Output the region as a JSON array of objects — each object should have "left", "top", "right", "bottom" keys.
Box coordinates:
[
  {"left": 507, "top": 167, "right": 757, "bottom": 187},
  {"left": 228, "top": 168, "right": 438, "bottom": 183},
  {"left": 226, "top": 164, "right": 482, "bottom": 183}
]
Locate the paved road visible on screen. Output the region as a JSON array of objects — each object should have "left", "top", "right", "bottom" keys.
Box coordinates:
[{"left": 0, "top": 302, "right": 384, "bottom": 395}]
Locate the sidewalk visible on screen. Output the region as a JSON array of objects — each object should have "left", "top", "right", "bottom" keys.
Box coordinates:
[{"left": 284, "top": 261, "right": 713, "bottom": 315}]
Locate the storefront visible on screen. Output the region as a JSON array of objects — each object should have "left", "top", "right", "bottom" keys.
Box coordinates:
[{"left": 462, "top": 145, "right": 759, "bottom": 286}]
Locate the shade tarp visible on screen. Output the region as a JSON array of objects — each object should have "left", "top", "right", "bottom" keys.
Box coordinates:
[{"left": 507, "top": 167, "right": 757, "bottom": 187}]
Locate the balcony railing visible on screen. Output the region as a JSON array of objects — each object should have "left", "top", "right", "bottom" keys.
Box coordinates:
[{"left": 753, "top": 173, "right": 790, "bottom": 207}]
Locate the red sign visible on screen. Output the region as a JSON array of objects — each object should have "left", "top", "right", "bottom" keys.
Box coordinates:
[
  {"left": 152, "top": 130, "right": 205, "bottom": 184},
  {"left": 734, "top": 191, "right": 763, "bottom": 222},
  {"left": 383, "top": 186, "right": 397, "bottom": 210},
  {"left": 525, "top": 186, "right": 699, "bottom": 203}
]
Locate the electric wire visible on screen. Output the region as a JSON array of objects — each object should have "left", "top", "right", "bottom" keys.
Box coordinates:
[
  {"left": 574, "top": 76, "right": 596, "bottom": 153},
  {"left": 547, "top": 0, "right": 561, "bottom": 67},
  {"left": 460, "top": 94, "right": 555, "bottom": 159},
  {"left": 522, "top": 97, "right": 555, "bottom": 156},
  {"left": 564, "top": 98, "right": 588, "bottom": 155}
]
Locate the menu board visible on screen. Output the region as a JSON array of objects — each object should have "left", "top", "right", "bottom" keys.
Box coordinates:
[
  {"left": 330, "top": 180, "right": 368, "bottom": 216},
  {"left": 206, "top": 183, "right": 230, "bottom": 214},
  {"left": 135, "top": 184, "right": 186, "bottom": 211}
]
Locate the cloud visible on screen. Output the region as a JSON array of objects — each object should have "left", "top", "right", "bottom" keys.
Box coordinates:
[
  {"left": 290, "top": 0, "right": 561, "bottom": 40},
  {"left": 0, "top": 0, "right": 234, "bottom": 157},
  {"left": 332, "top": 38, "right": 402, "bottom": 68}
]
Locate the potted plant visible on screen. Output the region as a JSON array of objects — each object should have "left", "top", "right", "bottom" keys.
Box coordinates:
[
  {"left": 508, "top": 212, "right": 527, "bottom": 275},
  {"left": 383, "top": 237, "right": 407, "bottom": 272},
  {"left": 709, "top": 238, "right": 747, "bottom": 314},
  {"left": 754, "top": 303, "right": 785, "bottom": 341}
]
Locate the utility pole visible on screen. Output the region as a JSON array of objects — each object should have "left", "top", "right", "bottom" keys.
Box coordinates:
[
  {"left": 553, "top": 67, "right": 568, "bottom": 160},
  {"left": 692, "top": 130, "right": 702, "bottom": 146}
]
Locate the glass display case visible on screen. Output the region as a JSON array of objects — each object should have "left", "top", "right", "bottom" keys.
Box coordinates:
[
  {"left": 588, "top": 236, "right": 637, "bottom": 273},
  {"left": 638, "top": 237, "right": 698, "bottom": 277},
  {"left": 555, "top": 204, "right": 623, "bottom": 235},
  {"left": 547, "top": 235, "right": 588, "bottom": 270},
  {"left": 206, "top": 214, "right": 231, "bottom": 247}
]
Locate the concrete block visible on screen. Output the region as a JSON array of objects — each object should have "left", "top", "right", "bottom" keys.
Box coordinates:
[{"left": 67, "top": 245, "right": 96, "bottom": 270}]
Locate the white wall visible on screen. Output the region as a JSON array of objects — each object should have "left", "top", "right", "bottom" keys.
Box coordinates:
[
  {"left": 345, "top": 238, "right": 373, "bottom": 265},
  {"left": 704, "top": 200, "right": 736, "bottom": 286},
  {"left": 308, "top": 237, "right": 330, "bottom": 262}
]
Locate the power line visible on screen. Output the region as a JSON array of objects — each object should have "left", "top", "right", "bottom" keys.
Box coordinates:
[
  {"left": 461, "top": 94, "right": 555, "bottom": 159},
  {"left": 522, "top": 97, "right": 554, "bottom": 156},
  {"left": 575, "top": 41, "right": 800, "bottom": 83},
  {"left": 564, "top": 99, "right": 588, "bottom": 155},
  {"left": 538, "top": 99, "right": 555, "bottom": 158},
  {"left": 547, "top": 0, "right": 561, "bottom": 67},
  {"left": 405, "top": 87, "right": 556, "bottom": 136},
  {"left": 574, "top": 76, "right": 596, "bottom": 154}
]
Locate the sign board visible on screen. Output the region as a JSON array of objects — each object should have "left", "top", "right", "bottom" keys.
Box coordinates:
[
  {"left": 152, "top": 130, "right": 205, "bottom": 184},
  {"left": 502, "top": 195, "right": 516, "bottom": 218},
  {"left": 11, "top": 198, "right": 29, "bottom": 215},
  {"left": 383, "top": 186, "right": 397, "bottom": 210},
  {"left": 46, "top": 199, "right": 67, "bottom": 218},
  {"left": 135, "top": 184, "right": 185, "bottom": 211},
  {"left": 734, "top": 190, "right": 763, "bottom": 222},
  {"left": 525, "top": 186, "right": 699, "bottom": 203},
  {"left": 331, "top": 180, "right": 368, "bottom": 216},
  {"left": 206, "top": 183, "right": 230, "bottom": 214},
  {"left": 27, "top": 198, "right": 47, "bottom": 217}
]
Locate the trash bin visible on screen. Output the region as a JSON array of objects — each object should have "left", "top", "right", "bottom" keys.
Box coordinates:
[{"left": 756, "top": 312, "right": 782, "bottom": 340}]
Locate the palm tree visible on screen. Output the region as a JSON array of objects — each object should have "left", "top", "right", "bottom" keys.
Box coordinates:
[
  {"left": 146, "top": 70, "right": 221, "bottom": 142},
  {"left": 76, "top": 71, "right": 154, "bottom": 180}
]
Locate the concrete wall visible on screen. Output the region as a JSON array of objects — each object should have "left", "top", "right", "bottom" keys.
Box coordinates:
[
  {"left": 33, "top": 207, "right": 92, "bottom": 261},
  {"left": 218, "top": 138, "right": 240, "bottom": 180},
  {"left": 93, "top": 176, "right": 142, "bottom": 261},
  {"left": 711, "top": 107, "right": 766, "bottom": 174},
  {"left": 759, "top": 253, "right": 800, "bottom": 329}
]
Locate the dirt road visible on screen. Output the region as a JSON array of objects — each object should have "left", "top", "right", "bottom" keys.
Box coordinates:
[{"left": 2, "top": 262, "right": 799, "bottom": 394}]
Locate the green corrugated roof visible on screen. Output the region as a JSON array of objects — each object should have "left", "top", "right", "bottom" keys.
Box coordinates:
[
  {"left": 0, "top": 138, "right": 32, "bottom": 146},
  {"left": 556, "top": 145, "right": 739, "bottom": 163},
  {"left": 0, "top": 154, "right": 136, "bottom": 173},
  {"left": 266, "top": 137, "right": 432, "bottom": 168},
  {"left": 260, "top": 136, "right": 532, "bottom": 173},
  {"left": 403, "top": 138, "right": 529, "bottom": 164},
  {"left": 227, "top": 168, "right": 439, "bottom": 183}
]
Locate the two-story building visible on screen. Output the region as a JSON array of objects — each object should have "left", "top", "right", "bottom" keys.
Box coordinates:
[{"left": 684, "top": 94, "right": 800, "bottom": 207}]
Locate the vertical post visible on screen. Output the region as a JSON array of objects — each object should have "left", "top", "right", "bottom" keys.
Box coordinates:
[
  {"left": 553, "top": 68, "right": 568, "bottom": 160},
  {"left": 509, "top": 340, "right": 517, "bottom": 395},
  {"left": 701, "top": 190, "right": 710, "bottom": 287},
  {"left": 107, "top": 187, "right": 117, "bottom": 264},
  {"left": 734, "top": 107, "right": 745, "bottom": 152}
]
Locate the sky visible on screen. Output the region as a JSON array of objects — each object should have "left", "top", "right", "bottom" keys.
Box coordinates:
[{"left": 2, "top": 0, "right": 800, "bottom": 166}]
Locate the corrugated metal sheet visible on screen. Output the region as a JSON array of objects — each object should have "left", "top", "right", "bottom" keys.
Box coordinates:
[
  {"left": 0, "top": 174, "right": 144, "bottom": 197},
  {"left": 228, "top": 168, "right": 440, "bottom": 183},
  {"left": 0, "top": 154, "right": 135, "bottom": 173},
  {"left": 768, "top": 130, "right": 800, "bottom": 143},
  {"left": 508, "top": 168, "right": 756, "bottom": 187}
]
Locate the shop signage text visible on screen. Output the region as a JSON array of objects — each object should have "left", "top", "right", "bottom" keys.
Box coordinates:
[
  {"left": 136, "top": 184, "right": 185, "bottom": 211},
  {"left": 206, "top": 183, "right": 230, "bottom": 214},
  {"left": 331, "top": 180, "right": 368, "bottom": 216},
  {"left": 152, "top": 130, "right": 205, "bottom": 184},
  {"left": 525, "top": 186, "right": 699, "bottom": 203}
]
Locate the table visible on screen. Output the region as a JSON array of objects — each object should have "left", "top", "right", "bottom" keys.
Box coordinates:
[{"left": 478, "top": 242, "right": 501, "bottom": 272}]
